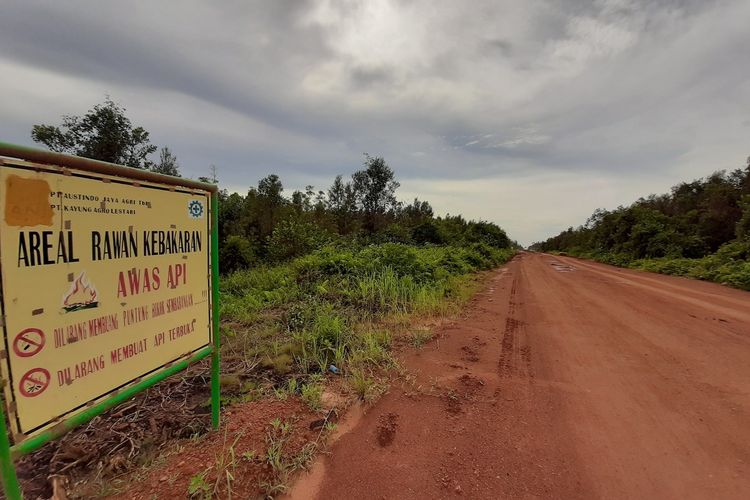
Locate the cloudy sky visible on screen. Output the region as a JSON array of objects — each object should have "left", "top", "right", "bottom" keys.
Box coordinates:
[{"left": 1, "top": 0, "right": 749, "bottom": 245}]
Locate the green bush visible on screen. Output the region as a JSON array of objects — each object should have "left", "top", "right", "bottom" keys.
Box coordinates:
[
  {"left": 622, "top": 239, "right": 750, "bottom": 291},
  {"left": 220, "top": 243, "right": 516, "bottom": 377},
  {"left": 359, "top": 244, "right": 433, "bottom": 281},
  {"left": 267, "top": 219, "right": 331, "bottom": 262},
  {"left": 219, "top": 235, "right": 256, "bottom": 274},
  {"left": 412, "top": 221, "right": 445, "bottom": 245},
  {"left": 293, "top": 247, "right": 362, "bottom": 284},
  {"left": 464, "top": 221, "right": 511, "bottom": 248}
]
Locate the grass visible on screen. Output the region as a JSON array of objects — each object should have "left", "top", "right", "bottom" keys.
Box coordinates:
[
  {"left": 187, "top": 428, "right": 243, "bottom": 499},
  {"left": 187, "top": 471, "right": 211, "bottom": 499},
  {"left": 259, "top": 418, "right": 320, "bottom": 497},
  {"left": 348, "top": 367, "right": 385, "bottom": 402},
  {"left": 220, "top": 243, "right": 514, "bottom": 389},
  {"left": 410, "top": 328, "right": 433, "bottom": 348},
  {"left": 300, "top": 382, "right": 323, "bottom": 410}
]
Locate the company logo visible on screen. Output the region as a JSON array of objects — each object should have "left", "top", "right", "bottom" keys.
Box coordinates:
[{"left": 188, "top": 200, "right": 204, "bottom": 219}]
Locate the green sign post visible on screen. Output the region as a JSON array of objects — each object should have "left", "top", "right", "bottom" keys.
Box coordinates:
[{"left": 0, "top": 142, "right": 221, "bottom": 500}]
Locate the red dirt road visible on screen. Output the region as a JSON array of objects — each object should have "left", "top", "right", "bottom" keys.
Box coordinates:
[{"left": 291, "top": 252, "right": 750, "bottom": 499}]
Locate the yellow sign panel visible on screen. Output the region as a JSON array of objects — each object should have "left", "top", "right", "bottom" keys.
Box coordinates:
[{"left": 0, "top": 161, "right": 212, "bottom": 438}]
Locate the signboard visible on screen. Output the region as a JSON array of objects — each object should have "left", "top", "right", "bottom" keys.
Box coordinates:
[{"left": 0, "top": 159, "right": 212, "bottom": 438}]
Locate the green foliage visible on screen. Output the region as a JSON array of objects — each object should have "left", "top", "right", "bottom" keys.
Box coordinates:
[
  {"left": 262, "top": 419, "right": 293, "bottom": 494},
  {"left": 352, "top": 154, "right": 400, "bottom": 232},
  {"left": 30, "top": 100, "right": 512, "bottom": 267},
  {"left": 348, "top": 331, "right": 393, "bottom": 368},
  {"left": 153, "top": 146, "right": 181, "bottom": 176},
  {"left": 534, "top": 166, "right": 750, "bottom": 258},
  {"left": 533, "top": 160, "right": 750, "bottom": 290},
  {"left": 627, "top": 238, "right": 750, "bottom": 291},
  {"left": 300, "top": 382, "right": 323, "bottom": 410},
  {"left": 31, "top": 97, "right": 158, "bottom": 169},
  {"left": 737, "top": 195, "right": 750, "bottom": 239},
  {"left": 220, "top": 243, "right": 514, "bottom": 380},
  {"left": 412, "top": 221, "right": 445, "bottom": 245},
  {"left": 219, "top": 235, "right": 256, "bottom": 274},
  {"left": 214, "top": 153, "right": 511, "bottom": 272},
  {"left": 376, "top": 222, "right": 413, "bottom": 244},
  {"left": 267, "top": 219, "right": 331, "bottom": 262},
  {"left": 410, "top": 328, "right": 432, "bottom": 348},
  {"left": 187, "top": 471, "right": 211, "bottom": 499},
  {"left": 348, "top": 368, "right": 382, "bottom": 402},
  {"left": 262, "top": 352, "right": 295, "bottom": 376},
  {"left": 207, "top": 154, "right": 516, "bottom": 410},
  {"left": 465, "top": 221, "right": 511, "bottom": 248}
]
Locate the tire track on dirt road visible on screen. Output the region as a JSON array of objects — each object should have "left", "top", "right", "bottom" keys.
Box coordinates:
[
  {"left": 288, "top": 254, "right": 589, "bottom": 499},
  {"left": 497, "top": 273, "right": 532, "bottom": 380}
]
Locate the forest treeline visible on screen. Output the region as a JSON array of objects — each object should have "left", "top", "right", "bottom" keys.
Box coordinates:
[
  {"left": 531, "top": 158, "right": 750, "bottom": 290},
  {"left": 217, "top": 154, "right": 513, "bottom": 273}
]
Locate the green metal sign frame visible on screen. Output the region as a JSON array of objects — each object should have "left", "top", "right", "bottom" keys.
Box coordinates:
[{"left": 0, "top": 142, "right": 221, "bottom": 500}]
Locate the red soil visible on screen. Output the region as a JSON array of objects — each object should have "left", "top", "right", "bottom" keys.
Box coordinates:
[
  {"left": 288, "top": 252, "right": 750, "bottom": 499},
  {"left": 113, "top": 398, "right": 320, "bottom": 499}
]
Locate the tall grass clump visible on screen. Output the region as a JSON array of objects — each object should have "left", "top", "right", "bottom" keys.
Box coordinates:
[{"left": 219, "top": 243, "right": 515, "bottom": 388}]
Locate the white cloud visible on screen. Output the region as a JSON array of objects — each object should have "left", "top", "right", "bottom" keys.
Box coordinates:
[{"left": 1, "top": 0, "right": 748, "bottom": 245}]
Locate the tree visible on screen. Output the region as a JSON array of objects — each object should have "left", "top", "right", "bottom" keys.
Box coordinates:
[
  {"left": 219, "top": 235, "right": 255, "bottom": 273},
  {"left": 267, "top": 220, "right": 329, "bottom": 261},
  {"left": 152, "top": 146, "right": 181, "bottom": 176},
  {"left": 258, "top": 174, "right": 284, "bottom": 204},
  {"left": 402, "top": 198, "right": 434, "bottom": 225},
  {"left": 218, "top": 192, "right": 244, "bottom": 243},
  {"left": 465, "top": 221, "right": 511, "bottom": 249},
  {"left": 532, "top": 159, "right": 750, "bottom": 258},
  {"left": 737, "top": 195, "right": 750, "bottom": 240},
  {"left": 198, "top": 165, "right": 219, "bottom": 184},
  {"left": 31, "top": 97, "right": 157, "bottom": 169},
  {"left": 327, "top": 175, "right": 360, "bottom": 234},
  {"left": 253, "top": 174, "right": 289, "bottom": 246},
  {"left": 696, "top": 172, "right": 743, "bottom": 251},
  {"left": 413, "top": 221, "right": 445, "bottom": 245},
  {"left": 351, "top": 154, "right": 400, "bottom": 232}
]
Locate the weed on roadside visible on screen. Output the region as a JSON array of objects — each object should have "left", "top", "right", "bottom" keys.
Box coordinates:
[
  {"left": 186, "top": 428, "right": 243, "bottom": 499},
  {"left": 187, "top": 471, "right": 211, "bottom": 499},
  {"left": 410, "top": 328, "right": 433, "bottom": 348},
  {"left": 349, "top": 368, "right": 386, "bottom": 402},
  {"left": 300, "top": 382, "right": 323, "bottom": 410}
]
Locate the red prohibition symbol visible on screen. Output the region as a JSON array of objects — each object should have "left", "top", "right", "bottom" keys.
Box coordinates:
[
  {"left": 19, "top": 368, "right": 51, "bottom": 397},
  {"left": 13, "top": 328, "right": 46, "bottom": 358}
]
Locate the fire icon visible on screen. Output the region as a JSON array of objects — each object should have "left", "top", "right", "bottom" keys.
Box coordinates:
[{"left": 62, "top": 272, "right": 99, "bottom": 313}]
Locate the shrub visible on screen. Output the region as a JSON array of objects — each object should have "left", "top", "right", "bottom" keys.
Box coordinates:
[
  {"left": 219, "top": 235, "right": 256, "bottom": 274},
  {"left": 412, "top": 221, "right": 445, "bottom": 245},
  {"left": 359, "top": 244, "right": 432, "bottom": 281},
  {"left": 267, "top": 220, "right": 331, "bottom": 262},
  {"left": 293, "top": 247, "right": 361, "bottom": 284},
  {"left": 465, "top": 221, "right": 511, "bottom": 248},
  {"left": 376, "top": 223, "right": 413, "bottom": 244},
  {"left": 221, "top": 243, "right": 516, "bottom": 380},
  {"left": 624, "top": 239, "right": 750, "bottom": 291}
]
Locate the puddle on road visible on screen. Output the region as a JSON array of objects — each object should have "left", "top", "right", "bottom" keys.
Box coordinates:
[{"left": 548, "top": 260, "right": 576, "bottom": 273}]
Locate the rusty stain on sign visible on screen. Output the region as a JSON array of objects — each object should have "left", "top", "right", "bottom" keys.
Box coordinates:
[{"left": 3, "top": 174, "right": 54, "bottom": 227}]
